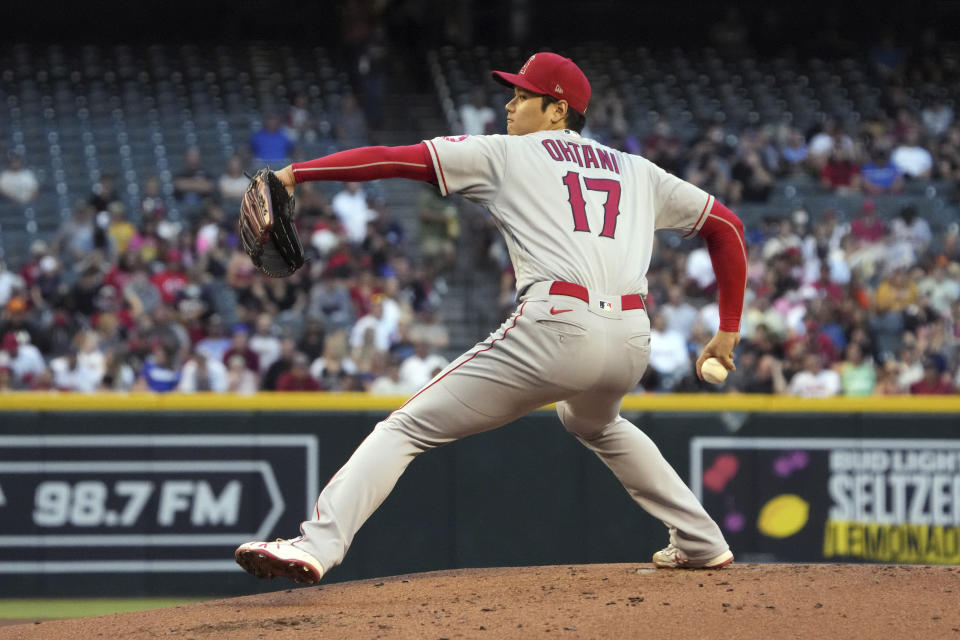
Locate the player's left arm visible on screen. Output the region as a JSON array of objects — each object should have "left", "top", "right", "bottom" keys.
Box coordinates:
[
  {"left": 694, "top": 199, "right": 746, "bottom": 377},
  {"left": 271, "top": 144, "right": 438, "bottom": 194}
]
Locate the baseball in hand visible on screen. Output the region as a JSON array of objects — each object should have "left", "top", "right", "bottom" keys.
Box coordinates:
[{"left": 701, "top": 357, "right": 729, "bottom": 384}]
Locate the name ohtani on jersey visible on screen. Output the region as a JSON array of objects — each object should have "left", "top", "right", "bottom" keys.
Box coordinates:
[{"left": 540, "top": 137, "right": 621, "bottom": 174}]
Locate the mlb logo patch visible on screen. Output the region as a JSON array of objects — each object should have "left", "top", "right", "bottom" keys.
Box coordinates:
[{"left": 598, "top": 300, "right": 616, "bottom": 311}]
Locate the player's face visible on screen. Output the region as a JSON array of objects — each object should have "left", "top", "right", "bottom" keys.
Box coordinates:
[{"left": 505, "top": 87, "right": 554, "bottom": 136}]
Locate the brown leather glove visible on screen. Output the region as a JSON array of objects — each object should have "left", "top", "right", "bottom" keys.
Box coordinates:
[{"left": 237, "top": 169, "right": 305, "bottom": 277}]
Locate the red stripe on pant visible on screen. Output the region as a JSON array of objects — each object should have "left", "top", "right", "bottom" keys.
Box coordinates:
[
  {"left": 393, "top": 300, "right": 528, "bottom": 413},
  {"left": 306, "top": 301, "right": 529, "bottom": 524}
]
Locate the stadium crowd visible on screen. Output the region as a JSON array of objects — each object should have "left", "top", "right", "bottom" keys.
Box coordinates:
[
  {"left": 0, "top": 170, "right": 453, "bottom": 395},
  {"left": 637, "top": 199, "right": 960, "bottom": 396},
  {"left": 0, "top": 96, "right": 453, "bottom": 395},
  {"left": 1, "top": 37, "right": 959, "bottom": 396}
]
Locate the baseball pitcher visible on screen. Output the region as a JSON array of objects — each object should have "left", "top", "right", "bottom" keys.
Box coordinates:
[{"left": 236, "top": 51, "right": 746, "bottom": 583}]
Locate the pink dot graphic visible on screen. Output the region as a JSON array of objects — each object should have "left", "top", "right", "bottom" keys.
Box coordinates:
[
  {"left": 724, "top": 511, "right": 745, "bottom": 533},
  {"left": 773, "top": 450, "right": 809, "bottom": 477}
]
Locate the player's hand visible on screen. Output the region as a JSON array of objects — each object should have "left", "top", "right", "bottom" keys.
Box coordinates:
[
  {"left": 696, "top": 330, "right": 740, "bottom": 380},
  {"left": 274, "top": 165, "right": 296, "bottom": 196}
]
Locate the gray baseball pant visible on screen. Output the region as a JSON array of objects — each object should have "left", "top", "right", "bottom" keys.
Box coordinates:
[{"left": 294, "top": 282, "right": 729, "bottom": 571}]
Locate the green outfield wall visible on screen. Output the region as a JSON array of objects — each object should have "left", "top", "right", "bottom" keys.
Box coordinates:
[{"left": 1, "top": 393, "right": 958, "bottom": 597}]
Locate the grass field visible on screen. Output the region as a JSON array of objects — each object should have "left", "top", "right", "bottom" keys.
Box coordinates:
[{"left": 0, "top": 599, "right": 208, "bottom": 621}]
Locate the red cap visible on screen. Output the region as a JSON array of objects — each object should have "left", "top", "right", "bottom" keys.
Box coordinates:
[
  {"left": 492, "top": 52, "right": 591, "bottom": 115},
  {"left": 1, "top": 332, "right": 17, "bottom": 352}
]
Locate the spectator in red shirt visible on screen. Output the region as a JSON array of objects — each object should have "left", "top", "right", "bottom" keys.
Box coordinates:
[
  {"left": 150, "top": 250, "right": 189, "bottom": 305},
  {"left": 18, "top": 240, "right": 48, "bottom": 288},
  {"left": 850, "top": 200, "right": 886, "bottom": 244},
  {"left": 812, "top": 264, "right": 844, "bottom": 303},
  {"left": 909, "top": 357, "right": 956, "bottom": 395},
  {"left": 104, "top": 249, "right": 140, "bottom": 293},
  {"left": 276, "top": 352, "right": 321, "bottom": 391},
  {"left": 222, "top": 324, "right": 259, "bottom": 373},
  {"left": 820, "top": 147, "right": 861, "bottom": 192},
  {"left": 349, "top": 269, "right": 379, "bottom": 318},
  {"left": 784, "top": 319, "right": 840, "bottom": 366}
]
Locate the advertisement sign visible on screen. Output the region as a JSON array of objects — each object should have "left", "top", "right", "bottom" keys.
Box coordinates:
[
  {"left": 692, "top": 438, "right": 960, "bottom": 564},
  {"left": 0, "top": 435, "right": 318, "bottom": 574}
]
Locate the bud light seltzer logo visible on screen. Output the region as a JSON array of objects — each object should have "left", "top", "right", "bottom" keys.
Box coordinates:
[{"left": 692, "top": 437, "right": 960, "bottom": 565}]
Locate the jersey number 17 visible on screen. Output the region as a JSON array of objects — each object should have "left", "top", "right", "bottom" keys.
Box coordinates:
[{"left": 561, "top": 171, "right": 622, "bottom": 239}]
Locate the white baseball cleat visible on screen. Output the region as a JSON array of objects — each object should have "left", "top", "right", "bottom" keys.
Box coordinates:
[
  {"left": 652, "top": 544, "right": 734, "bottom": 569},
  {"left": 235, "top": 538, "right": 324, "bottom": 584}
]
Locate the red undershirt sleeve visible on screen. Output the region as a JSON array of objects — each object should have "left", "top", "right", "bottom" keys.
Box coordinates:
[
  {"left": 291, "top": 143, "right": 438, "bottom": 184},
  {"left": 697, "top": 199, "right": 747, "bottom": 333}
]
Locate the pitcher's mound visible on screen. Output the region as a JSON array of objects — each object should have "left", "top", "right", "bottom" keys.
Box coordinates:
[{"left": 3, "top": 563, "right": 958, "bottom": 639}]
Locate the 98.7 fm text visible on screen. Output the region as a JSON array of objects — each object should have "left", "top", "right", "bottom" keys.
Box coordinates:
[{"left": 31, "top": 479, "right": 242, "bottom": 529}]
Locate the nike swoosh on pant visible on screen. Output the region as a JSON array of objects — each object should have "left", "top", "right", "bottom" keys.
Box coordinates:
[{"left": 550, "top": 307, "right": 573, "bottom": 315}]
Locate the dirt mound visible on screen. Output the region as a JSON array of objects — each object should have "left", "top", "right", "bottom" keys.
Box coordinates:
[{"left": 2, "top": 564, "right": 957, "bottom": 639}]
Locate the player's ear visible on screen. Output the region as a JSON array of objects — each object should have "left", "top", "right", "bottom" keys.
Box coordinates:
[{"left": 552, "top": 99, "right": 569, "bottom": 125}]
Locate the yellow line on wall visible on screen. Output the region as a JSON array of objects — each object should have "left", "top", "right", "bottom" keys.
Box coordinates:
[
  {"left": 1, "top": 392, "right": 959, "bottom": 413},
  {"left": 618, "top": 394, "right": 960, "bottom": 413},
  {"left": 0, "top": 392, "right": 404, "bottom": 412}
]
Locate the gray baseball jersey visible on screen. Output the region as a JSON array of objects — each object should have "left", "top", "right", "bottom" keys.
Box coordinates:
[
  {"left": 290, "top": 130, "right": 729, "bottom": 575},
  {"left": 424, "top": 130, "right": 715, "bottom": 296}
]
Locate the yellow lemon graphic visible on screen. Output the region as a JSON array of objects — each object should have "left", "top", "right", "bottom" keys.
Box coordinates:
[{"left": 757, "top": 494, "right": 809, "bottom": 538}]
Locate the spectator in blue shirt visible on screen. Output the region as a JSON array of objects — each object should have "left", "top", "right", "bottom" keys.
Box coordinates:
[
  {"left": 780, "top": 128, "right": 809, "bottom": 174},
  {"left": 137, "top": 340, "right": 181, "bottom": 392},
  {"left": 861, "top": 149, "right": 903, "bottom": 195},
  {"left": 250, "top": 114, "right": 295, "bottom": 166}
]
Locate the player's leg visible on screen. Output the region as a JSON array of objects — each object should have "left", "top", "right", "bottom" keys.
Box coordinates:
[
  {"left": 556, "top": 392, "right": 730, "bottom": 565},
  {"left": 292, "top": 379, "right": 555, "bottom": 574},
  {"left": 238, "top": 300, "right": 587, "bottom": 581}
]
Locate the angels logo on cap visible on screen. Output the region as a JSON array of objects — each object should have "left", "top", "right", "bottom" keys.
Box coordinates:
[
  {"left": 519, "top": 55, "right": 535, "bottom": 75},
  {"left": 491, "top": 52, "right": 591, "bottom": 114}
]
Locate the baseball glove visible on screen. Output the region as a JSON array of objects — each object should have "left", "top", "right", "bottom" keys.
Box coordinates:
[{"left": 238, "top": 169, "right": 305, "bottom": 277}]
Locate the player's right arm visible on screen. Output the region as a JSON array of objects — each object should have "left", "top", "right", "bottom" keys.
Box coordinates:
[
  {"left": 272, "top": 144, "right": 439, "bottom": 195},
  {"left": 272, "top": 135, "right": 505, "bottom": 206}
]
